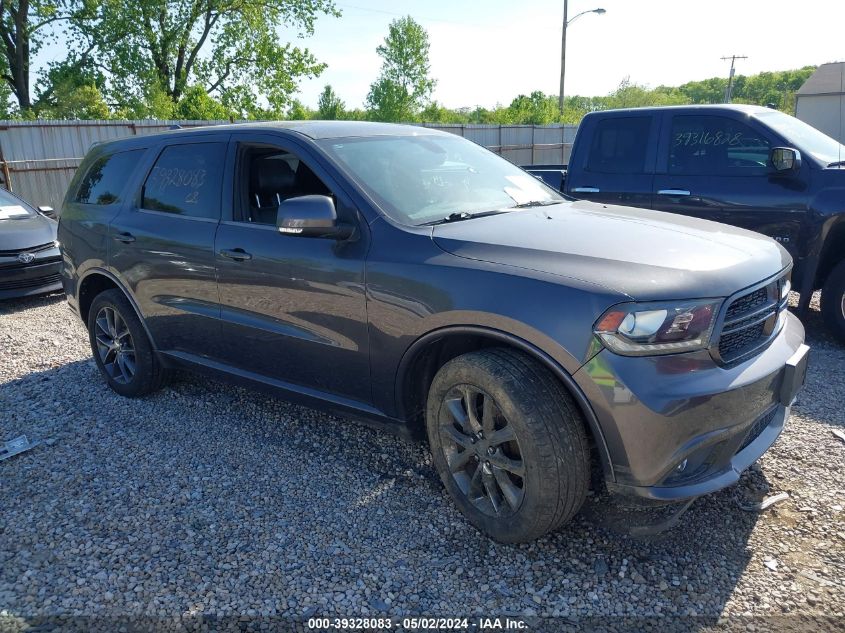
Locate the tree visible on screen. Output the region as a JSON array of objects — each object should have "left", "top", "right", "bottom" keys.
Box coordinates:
[
  {"left": 317, "top": 84, "right": 344, "bottom": 119},
  {"left": 366, "top": 16, "right": 435, "bottom": 122},
  {"left": 174, "top": 84, "right": 232, "bottom": 120},
  {"left": 287, "top": 98, "right": 313, "bottom": 120},
  {"left": 91, "top": 0, "right": 339, "bottom": 116},
  {"left": 0, "top": 0, "right": 100, "bottom": 111}
]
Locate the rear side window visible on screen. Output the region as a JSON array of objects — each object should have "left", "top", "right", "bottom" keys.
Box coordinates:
[
  {"left": 75, "top": 149, "right": 145, "bottom": 205},
  {"left": 142, "top": 143, "right": 226, "bottom": 219},
  {"left": 586, "top": 117, "right": 651, "bottom": 174}
]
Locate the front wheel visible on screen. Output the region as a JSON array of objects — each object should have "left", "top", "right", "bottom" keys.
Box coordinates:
[
  {"left": 426, "top": 348, "right": 590, "bottom": 543},
  {"left": 821, "top": 260, "right": 845, "bottom": 346}
]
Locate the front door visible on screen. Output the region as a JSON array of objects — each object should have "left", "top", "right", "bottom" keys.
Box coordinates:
[
  {"left": 652, "top": 113, "right": 809, "bottom": 262},
  {"left": 109, "top": 136, "right": 228, "bottom": 357},
  {"left": 214, "top": 134, "right": 371, "bottom": 404}
]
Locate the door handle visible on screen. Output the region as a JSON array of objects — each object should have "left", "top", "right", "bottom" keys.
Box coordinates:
[
  {"left": 219, "top": 248, "right": 252, "bottom": 261},
  {"left": 572, "top": 187, "right": 600, "bottom": 193},
  {"left": 657, "top": 189, "right": 691, "bottom": 196},
  {"left": 112, "top": 232, "right": 136, "bottom": 243}
]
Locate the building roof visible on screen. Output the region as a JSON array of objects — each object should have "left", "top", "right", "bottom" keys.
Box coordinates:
[{"left": 797, "top": 62, "right": 845, "bottom": 96}]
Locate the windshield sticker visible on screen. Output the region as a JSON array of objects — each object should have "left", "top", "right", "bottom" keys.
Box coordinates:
[{"left": 0, "top": 205, "right": 30, "bottom": 219}]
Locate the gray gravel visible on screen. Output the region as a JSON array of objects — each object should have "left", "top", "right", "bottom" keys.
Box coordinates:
[{"left": 1, "top": 291, "right": 844, "bottom": 627}]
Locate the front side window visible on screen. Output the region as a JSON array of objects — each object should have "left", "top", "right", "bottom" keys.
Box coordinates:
[
  {"left": 142, "top": 143, "right": 226, "bottom": 219},
  {"left": 319, "top": 134, "right": 562, "bottom": 226},
  {"left": 75, "top": 149, "right": 145, "bottom": 205},
  {"left": 669, "top": 116, "right": 771, "bottom": 176},
  {"left": 238, "top": 147, "right": 332, "bottom": 225},
  {"left": 586, "top": 116, "right": 651, "bottom": 174}
]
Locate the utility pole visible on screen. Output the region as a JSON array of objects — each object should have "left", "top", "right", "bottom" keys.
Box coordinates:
[
  {"left": 559, "top": 0, "right": 569, "bottom": 116},
  {"left": 721, "top": 55, "right": 748, "bottom": 103}
]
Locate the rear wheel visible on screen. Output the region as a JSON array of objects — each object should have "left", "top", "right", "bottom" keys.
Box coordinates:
[
  {"left": 87, "top": 289, "right": 168, "bottom": 397},
  {"left": 426, "top": 348, "right": 590, "bottom": 543},
  {"left": 821, "top": 260, "right": 845, "bottom": 346}
]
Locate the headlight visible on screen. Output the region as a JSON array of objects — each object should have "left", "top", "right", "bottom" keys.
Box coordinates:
[{"left": 594, "top": 299, "right": 721, "bottom": 356}]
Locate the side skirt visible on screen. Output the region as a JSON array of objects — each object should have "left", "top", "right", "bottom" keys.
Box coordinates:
[{"left": 161, "top": 350, "right": 415, "bottom": 440}]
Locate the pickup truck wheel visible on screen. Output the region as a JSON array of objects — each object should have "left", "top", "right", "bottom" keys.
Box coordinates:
[
  {"left": 426, "top": 348, "right": 589, "bottom": 543},
  {"left": 87, "top": 289, "right": 169, "bottom": 397},
  {"left": 821, "top": 260, "right": 845, "bottom": 346}
]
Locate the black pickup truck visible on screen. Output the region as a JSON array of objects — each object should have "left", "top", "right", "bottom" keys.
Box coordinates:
[{"left": 526, "top": 105, "right": 845, "bottom": 343}]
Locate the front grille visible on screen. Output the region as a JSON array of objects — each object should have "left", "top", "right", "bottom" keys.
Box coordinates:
[
  {"left": 715, "top": 275, "right": 787, "bottom": 365},
  {"left": 0, "top": 272, "right": 62, "bottom": 291},
  {"left": 725, "top": 287, "right": 767, "bottom": 320},
  {"left": 0, "top": 242, "right": 55, "bottom": 257},
  {"left": 738, "top": 407, "right": 778, "bottom": 453}
]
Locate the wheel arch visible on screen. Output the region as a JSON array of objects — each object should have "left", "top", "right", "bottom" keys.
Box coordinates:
[
  {"left": 815, "top": 219, "right": 845, "bottom": 291},
  {"left": 395, "top": 325, "right": 615, "bottom": 482},
  {"left": 77, "top": 269, "right": 159, "bottom": 351}
]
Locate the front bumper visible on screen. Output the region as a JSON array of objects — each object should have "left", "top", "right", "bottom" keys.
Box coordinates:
[
  {"left": 574, "top": 311, "right": 807, "bottom": 501},
  {"left": 0, "top": 256, "right": 63, "bottom": 300}
]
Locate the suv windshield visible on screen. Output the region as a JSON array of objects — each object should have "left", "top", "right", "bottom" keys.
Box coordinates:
[
  {"left": 319, "top": 135, "right": 563, "bottom": 225},
  {"left": 754, "top": 110, "right": 845, "bottom": 166},
  {"left": 0, "top": 188, "right": 35, "bottom": 220}
]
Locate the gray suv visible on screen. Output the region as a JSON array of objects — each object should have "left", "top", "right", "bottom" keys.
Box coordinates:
[{"left": 58, "top": 122, "right": 809, "bottom": 542}]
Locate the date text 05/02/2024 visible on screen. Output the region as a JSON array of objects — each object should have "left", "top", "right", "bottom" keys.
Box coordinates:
[{"left": 307, "top": 617, "right": 528, "bottom": 630}]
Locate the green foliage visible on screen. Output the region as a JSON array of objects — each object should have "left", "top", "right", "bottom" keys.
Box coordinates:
[
  {"left": 91, "top": 0, "right": 339, "bottom": 116},
  {"left": 174, "top": 85, "right": 233, "bottom": 120},
  {"left": 287, "top": 99, "right": 314, "bottom": 120},
  {"left": 668, "top": 66, "right": 816, "bottom": 112},
  {"left": 36, "top": 84, "right": 112, "bottom": 119},
  {"left": 366, "top": 16, "right": 435, "bottom": 122},
  {"left": 317, "top": 84, "right": 345, "bottom": 119}
]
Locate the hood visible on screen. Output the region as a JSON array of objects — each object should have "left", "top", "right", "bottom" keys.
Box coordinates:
[
  {"left": 431, "top": 200, "right": 791, "bottom": 301},
  {"left": 0, "top": 212, "right": 57, "bottom": 251}
]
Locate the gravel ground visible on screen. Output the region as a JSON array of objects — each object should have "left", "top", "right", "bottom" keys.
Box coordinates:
[{"left": 1, "top": 291, "right": 843, "bottom": 630}]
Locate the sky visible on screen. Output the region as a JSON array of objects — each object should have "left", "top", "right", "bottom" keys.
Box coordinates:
[{"left": 295, "top": 0, "right": 845, "bottom": 110}]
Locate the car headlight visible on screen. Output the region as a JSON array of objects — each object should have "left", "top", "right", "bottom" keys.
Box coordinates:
[{"left": 594, "top": 299, "right": 721, "bottom": 356}]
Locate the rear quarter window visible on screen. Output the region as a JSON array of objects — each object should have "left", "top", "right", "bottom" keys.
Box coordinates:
[{"left": 75, "top": 149, "right": 145, "bottom": 205}]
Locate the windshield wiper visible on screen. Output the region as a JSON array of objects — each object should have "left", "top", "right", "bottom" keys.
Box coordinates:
[
  {"left": 420, "top": 210, "right": 510, "bottom": 226},
  {"left": 827, "top": 160, "right": 845, "bottom": 168},
  {"left": 510, "top": 200, "right": 561, "bottom": 208}
]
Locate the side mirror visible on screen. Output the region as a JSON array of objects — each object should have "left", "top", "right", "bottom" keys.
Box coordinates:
[
  {"left": 276, "top": 195, "right": 354, "bottom": 240},
  {"left": 38, "top": 206, "right": 56, "bottom": 219},
  {"left": 770, "top": 147, "right": 801, "bottom": 173}
]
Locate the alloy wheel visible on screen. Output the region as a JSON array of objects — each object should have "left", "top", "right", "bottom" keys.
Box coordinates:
[
  {"left": 94, "top": 306, "right": 136, "bottom": 385},
  {"left": 439, "top": 385, "right": 525, "bottom": 517}
]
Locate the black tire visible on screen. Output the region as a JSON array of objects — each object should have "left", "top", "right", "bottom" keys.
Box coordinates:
[
  {"left": 87, "top": 289, "right": 169, "bottom": 397},
  {"left": 426, "top": 348, "right": 590, "bottom": 543},
  {"left": 821, "top": 260, "right": 845, "bottom": 346}
]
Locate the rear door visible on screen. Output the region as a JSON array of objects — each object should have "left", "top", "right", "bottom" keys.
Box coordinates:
[
  {"left": 566, "top": 113, "right": 657, "bottom": 209},
  {"left": 109, "top": 134, "right": 230, "bottom": 357},
  {"left": 652, "top": 112, "right": 810, "bottom": 260}
]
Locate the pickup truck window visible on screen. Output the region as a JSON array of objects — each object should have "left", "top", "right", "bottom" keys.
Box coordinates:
[
  {"left": 586, "top": 116, "right": 651, "bottom": 174},
  {"left": 141, "top": 143, "right": 226, "bottom": 219},
  {"left": 669, "top": 116, "right": 770, "bottom": 176},
  {"left": 320, "top": 135, "right": 562, "bottom": 226}
]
